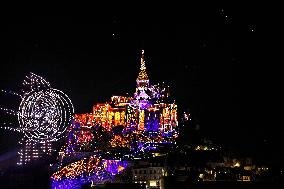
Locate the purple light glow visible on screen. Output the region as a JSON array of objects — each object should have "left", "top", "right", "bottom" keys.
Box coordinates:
[
  {"left": 51, "top": 157, "right": 128, "bottom": 189},
  {"left": 102, "top": 159, "right": 128, "bottom": 175},
  {"left": 138, "top": 100, "right": 151, "bottom": 110},
  {"left": 145, "top": 118, "right": 160, "bottom": 132}
]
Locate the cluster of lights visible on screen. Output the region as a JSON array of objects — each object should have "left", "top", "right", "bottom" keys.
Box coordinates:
[
  {"left": 18, "top": 74, "right": 74, "bottom": 143},
  {"left": 52, "top": 50, "right": 179, "bottom": 187},
  {"left": 17, "top": 138, "right": 53, "bottom": 165},
  {"left": 195, "top": 145, "right": 217, "bottom": 151},
  {"left": 183, "top": 112, "right": 190, "bottom": 121},
  {"left": 51, "top": 155, "right": 127, "bottom": 188},
  {"left": 1, "top": 73, "right": 74, "bottom": 165},
  {"left": 61, "top": 120, "right": 179, "bottom": 158},
  {"left": 59, "top": 50, "right": 178, "bottom": 156},
  {"left": 136, "top": 49, "right": 149, "bottom": 86}
]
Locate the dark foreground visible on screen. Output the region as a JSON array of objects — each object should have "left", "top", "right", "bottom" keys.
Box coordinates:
[
  {"left": 185, "top": 181, "right": 282, "bottom": 189},
  {"left": 92, "top": 181, "right": 283, "bottom": 189},
  {"left": 0, "top": 181, "right": 283, "bottom": 189}
]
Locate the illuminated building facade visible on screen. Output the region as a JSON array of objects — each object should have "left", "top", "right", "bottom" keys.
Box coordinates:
[
  {"left": 51, "top": 50, "right": 179, "bottom": 188},
  {"left": 70, "top": 50, "right": 178, "bottom": 151}
]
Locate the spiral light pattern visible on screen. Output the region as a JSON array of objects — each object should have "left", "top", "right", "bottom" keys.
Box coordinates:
[{"left": 18, "top": 88, "right": 74, "bottom": 143}]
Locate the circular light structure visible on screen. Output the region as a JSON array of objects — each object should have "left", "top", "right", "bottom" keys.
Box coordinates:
[
  {"left": 16, "top": 73, "right": 74, "bottom": 143},
  {"left": 18, "top": 88, "right": 73, "bottom": 143}
]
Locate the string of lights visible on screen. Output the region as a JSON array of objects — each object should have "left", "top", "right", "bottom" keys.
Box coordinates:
[{"left": 1, "top": 89, "right": 22, "bottom": 98}]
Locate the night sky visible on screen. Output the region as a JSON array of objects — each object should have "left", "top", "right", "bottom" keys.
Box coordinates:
[{"left": 0, "top": 10, "right": 282, "bottom": 165}]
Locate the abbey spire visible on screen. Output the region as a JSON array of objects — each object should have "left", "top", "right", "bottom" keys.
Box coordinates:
[{"left": 136, "top": 50, "right": 149, "bottom": 88}]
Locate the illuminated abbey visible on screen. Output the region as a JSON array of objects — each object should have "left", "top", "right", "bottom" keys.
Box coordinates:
[
  {"left": 68, "top": 50, "right": 179, "bottom": 151},
  {"left": 51, "top": 51, "right": 179, "bottom": 188}
]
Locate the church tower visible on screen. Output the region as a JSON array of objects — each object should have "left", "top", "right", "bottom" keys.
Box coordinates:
[
  {"left": 134, "top": 50, "right": 151, "bottom": 102},
  {"left": 136, "top": 50, "right": 149, "bottom": 88}
]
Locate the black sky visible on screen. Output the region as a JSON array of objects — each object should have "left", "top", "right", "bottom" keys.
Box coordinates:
[{"left": 0, "top": 10, "right": 282, "bottom": 164}]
